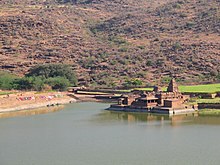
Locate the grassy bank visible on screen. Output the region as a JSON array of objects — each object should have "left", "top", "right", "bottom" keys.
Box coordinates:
[{"left": 199, "top": 109, "right": 220, "bottom": 116}]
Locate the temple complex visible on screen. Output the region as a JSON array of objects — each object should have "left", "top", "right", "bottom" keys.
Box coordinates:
[{"left": 107, "top": 79, "right": 198, "bottom": 115}]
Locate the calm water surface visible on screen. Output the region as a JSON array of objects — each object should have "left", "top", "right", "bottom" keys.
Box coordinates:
[{"left": 1, "top": 102, "right": 220, "bottom": 165}]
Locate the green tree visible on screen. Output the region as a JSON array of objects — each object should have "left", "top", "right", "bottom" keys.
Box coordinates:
[
  {"left": 32, "top": 77, "right": 45, "bottom": 91},
  {"left": 0, "top": 71, "right": 18, "bottom": 90},
  {"left": 132, "top": 79, "right": 143, "bottom": 86},
  {"left": 13, "top": 77, "right": 34, "bottom": 90},
  {"left": 26, "top": 64, "right": 77, "bottom": 86},
  {"left": 45, "top": 77, "right": 70, "bottom": 91},
  {"left": 123, "top": 79, "right": 143, "bottom": 87},
  {"left": 217, "top": 73, "right": 220, "bottom": 80}
]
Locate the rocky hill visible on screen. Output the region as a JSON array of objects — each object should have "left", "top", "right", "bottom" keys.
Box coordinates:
[{"left": 0, "top": 0, "right": 219, "bottom": 86}]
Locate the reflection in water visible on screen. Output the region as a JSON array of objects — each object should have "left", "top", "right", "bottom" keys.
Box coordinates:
[
  {"left": 93, "top": 110, "right": 220, "bottom": 126},
  {"left": 0, "top": 106, "right": 64, "bottom": 118}
]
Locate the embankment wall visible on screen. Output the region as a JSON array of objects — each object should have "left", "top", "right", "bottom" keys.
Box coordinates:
[{"left": 198, "top": 103, "right": 220, "bottom": 109}]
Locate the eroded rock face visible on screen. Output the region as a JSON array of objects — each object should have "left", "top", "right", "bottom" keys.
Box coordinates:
[{"left": 0, "top": 0, "right": 219, "bottom": 85}]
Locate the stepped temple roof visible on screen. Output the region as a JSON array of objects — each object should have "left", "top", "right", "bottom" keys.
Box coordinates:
[{"left": 167, "top": 78, "right": 179, "bottom": 93}]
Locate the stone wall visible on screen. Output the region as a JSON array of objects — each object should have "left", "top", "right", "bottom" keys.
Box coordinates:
[
  {"left": 183, "top": 92, "right": 217, "bottom": 99},
  {"left": 198, "top": 103, "right": 220, "bottom": 109}
]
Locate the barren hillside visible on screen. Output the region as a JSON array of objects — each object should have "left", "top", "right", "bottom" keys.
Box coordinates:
[{"left": 0, "top": 0, "right": 219, "bottom": 86}]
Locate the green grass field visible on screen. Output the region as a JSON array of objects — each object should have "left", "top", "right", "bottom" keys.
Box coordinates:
[
  {"left": 133, "top": 87, "right": 154, "bottom": 91},
  {"left": 179, "top": 84, "right": 220, "bottom": 93},
  {"left": 132, "top": 83, "right": 220, "bottom": 93}
]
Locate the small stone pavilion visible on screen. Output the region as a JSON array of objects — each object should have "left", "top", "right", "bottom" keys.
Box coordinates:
[{"left": 108, "top": 79, "right": 197, "bottom": 115}]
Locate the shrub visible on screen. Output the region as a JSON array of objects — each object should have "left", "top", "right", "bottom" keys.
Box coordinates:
[
  {"left": 185, "top": 22, "right": 195, "bottom": 29},
  {"left": 108, "top": 36, "right": 128, "bottom": 45},
  {"left": 82, "top": 57, "right": 96, "bottom": 69},
  {"left": 146, "top": 60, "right": 152, "bottom": 66},
  {"left": 118, "top": 47, "right": 128, "bottom": 52},
  {"left": 173, "top": 3, "right": 181, "bottom": 9},
  {"left": 216, "top": 73, "right": 220, "bottom": 80},
  {"left": 138, "top": 45, "right": 145, "bottom": 49},
  {"left": 172, "top": 42, "right": 182, "bottom": 51},
  {"left": 161, "top": 77, "right": 172, "bottom": 84}
]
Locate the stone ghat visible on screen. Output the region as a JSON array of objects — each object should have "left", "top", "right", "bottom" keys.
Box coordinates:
[{"left": 106, "top": 105, "right": 196, "bottom": 116}]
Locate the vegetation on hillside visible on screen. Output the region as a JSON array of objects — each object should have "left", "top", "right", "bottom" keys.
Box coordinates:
[
  {"left": 0, "top": 64, "right": 77, "bottom": 91},
  {"left": 0, "top": 71, "right": 18, "bottom": 90},
  {"left": 26, "top": 64, "right": 77, "bottom": 85},
  {"left": 0, "top": 0, "right": 219, "bottom": 87}
]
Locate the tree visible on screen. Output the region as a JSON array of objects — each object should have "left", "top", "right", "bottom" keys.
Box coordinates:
[
  {"left": 132, "top": 79, "right": 143, "bottom": 86},
  {"left": 0, "top": 71, "right": 18, "bottom": 90},
  {"left": 217, "top": 73, "right": 220, "bottom": 80},
  {"left": 32, "top": 77, "right": 45, "bottom": 91},
  {"left": 13, "top": 77, "right": 34, "bottom": 90},
  {"left": 26, "top": 64, "right": 77, "bottom": 86},
  {"left": 45, "top": 77, "right": 70, "bottom": 91},
  {"left": 123, "top": 79, "right": 143, "bottom": 87}
]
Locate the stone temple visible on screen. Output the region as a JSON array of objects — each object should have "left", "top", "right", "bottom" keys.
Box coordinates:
[{"left": 107, "top": 79, "right": 198, "bottom": 115}]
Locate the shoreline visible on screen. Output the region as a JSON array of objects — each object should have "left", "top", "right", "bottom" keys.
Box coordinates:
[
  {"left": 0, "top": 91, "right": 77, "bottom": 113},
  {"left": 0, "top": 97, "right": 76, "bottom": 113},
  {"left": 1, "top": 90, "right": 219, "bottom": 117},
  {"left": 0, "top": 106, "right": 65, "bottom": 118},
  {"left": 0, "top": 91, "right": 108, "bottom": 115}
]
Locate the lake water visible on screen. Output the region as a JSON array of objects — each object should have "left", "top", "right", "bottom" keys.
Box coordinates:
[{"left": 1, "top": 102, "right": 220, "bottom": 165}]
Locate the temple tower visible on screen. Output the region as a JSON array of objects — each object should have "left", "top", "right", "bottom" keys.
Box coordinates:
[{"left": 167, "top": 78, "right": 179, "bottom": 92}]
